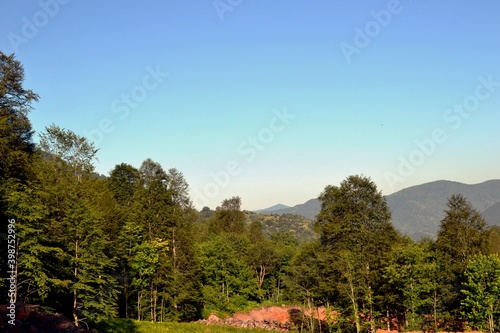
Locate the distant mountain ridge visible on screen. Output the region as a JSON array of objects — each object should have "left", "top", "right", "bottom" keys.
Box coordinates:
[
  {"left": 254, "top": 204, "right": 290, "bottom": 213},
  {"left": 264, "top": 199, "right": 321, "bottom": 221},
  {"left": 257, "top": 179, "right": 500, "bottom": 240},
  {"left": 386, "top": 180, "right": 500, "bottom": 239}
]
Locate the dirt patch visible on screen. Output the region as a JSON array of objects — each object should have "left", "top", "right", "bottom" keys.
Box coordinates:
[
  {"left": 0, "top": 303, "right": 98, "bottom": 333},
  {"left": 199, "top": 305, "right": 337, "bottom": 331}
]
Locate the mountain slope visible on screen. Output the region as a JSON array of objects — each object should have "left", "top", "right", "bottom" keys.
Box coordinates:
[
  {"left": 481, "top": 201, "right": 500, "bottom": 226},
  {"left": 386, "top": 180, "right": 500, "bottom": 239},
  {"left": 254, "top": 203, "right": 290, "bottom": 214},
  {"left": 258, "top": 179, "right": 500, "bottom": 240},
  {"left": 269, "top": 199, "right": 321, "bottom": 221}
]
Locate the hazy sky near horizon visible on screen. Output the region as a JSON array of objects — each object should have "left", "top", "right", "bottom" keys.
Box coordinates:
[{"left": 1, "top": 1, "right": 499, "bottom": 210}]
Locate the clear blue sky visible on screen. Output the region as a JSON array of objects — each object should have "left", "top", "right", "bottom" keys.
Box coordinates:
[{"left": 1, "top": 1, "right": 499, "bottom": 210}]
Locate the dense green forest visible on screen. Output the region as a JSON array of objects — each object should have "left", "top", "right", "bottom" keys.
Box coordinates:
[{"left": 1, "top": 51, "right": 500, "bottom": 333}]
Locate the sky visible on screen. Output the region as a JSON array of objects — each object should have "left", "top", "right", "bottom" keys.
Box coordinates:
[{"left": 1, "top": 1, "right": 499, "bottom": 211}]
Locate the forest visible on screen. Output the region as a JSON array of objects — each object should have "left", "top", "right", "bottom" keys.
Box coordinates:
[{"left": 1, "top": 51, "right": 500, "bottom": 333}]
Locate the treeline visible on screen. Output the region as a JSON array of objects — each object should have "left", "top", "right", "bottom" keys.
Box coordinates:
[{"left": 1, "top": 51, "right": 500, "bottom": 333}]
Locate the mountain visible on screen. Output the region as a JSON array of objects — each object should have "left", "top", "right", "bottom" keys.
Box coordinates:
[
  {"left": 268, "top": 199, "right": 322, "bottom": 221},
  {"left": 481, "top": 201, "right": 500, "bottom": 226},
  {"left": 254, "top": 203, "right": 290, "bottom": 213},
  {"left": 386, "top": 180, "right": 500, "bottom": 239},
  {"left": 258, "top": 179, "right": 500, "bottom": 240}
]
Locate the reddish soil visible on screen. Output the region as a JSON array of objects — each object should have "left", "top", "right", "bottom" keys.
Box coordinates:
[
  {"left": 200, "top": 305, "right": 337, "bottom": 331},
  {"left": 202, "top": 307, "right": 486, "bottom": 333}
]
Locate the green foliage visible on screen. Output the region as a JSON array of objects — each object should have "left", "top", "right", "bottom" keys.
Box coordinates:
[
  {"left": 108, "top": 163, "right": 140, "bottom": 206},
  {"left": 435, "top": 194, "right": 488, "bottom": 269},
  {"left": 384, "top": 239, "right": 438, "bottom": 330},
  {"left": 199, "top": 234, "right": 257, "bottom": 315},
  {"left": 247, "top": 212, "right": 317, "bottom": 243},
  {"left": 0, "top": 51, "right": 38, "bottom": 184},
  {"left": 314, "top": 175, "right": 400, "bottom": 333},
  {"left": 2, "top": 54, "right": 499, "bottom": 330},
  {"left": 486, "top": 225, "right": 500, "bottom": 255},
  {"left": 316, "top": 175, "right": 396, "bottom": 252},
  {"left": 0, "top": 51, "right": 39, "bottom": 295},
  {"left": 39, "top": 124, "right": 98, "bottom": 180},
  {"left": 434, "top": 194, "right": 488, "bottom": 325},
  {"left": 209, "top": 196, "right": 246, "bottom": 234},
  {"left": 461, "top": 254, "right": 500, "bottom": 333}
]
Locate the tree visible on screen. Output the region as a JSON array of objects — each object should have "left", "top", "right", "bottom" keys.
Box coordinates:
[
  {"left": 270, "top": 231, "right": 298, "bottom": 302},
  {"left": 315, "top": 175, "right": 399, "bottom": 333},
  {"left": 122, "top": 159, "right": 202, "bottom": 321},
  {"left": 108, "top": 163, "right": 140, "bottom": 206},
  {"left": 0, "top": 51, "right": 38, "bottom": 184},
  {"left": 39, "top": 124, "right": 98, "bottom": 182},
  {"left": 384, "top": 239, "right": 438, "bottom": 331},
  {"left": 485, "top": 226, "right": 500, "bottom": 255},
  {"left": 435, "top": 194, "right": 488, "bottom": 269},
  {"left": 38, "top": 126, "right": 118, "bottom": 326},
  {"left": 0, "top": 51, "right": 39, "bottom": 298},
  {"left": 461, "top": 254, "right": 500, "bottom": 333},
  {"left": 247, "top": 238, "right": 277, "bottom": 299},
  {"left": 209, "top": 196, "right": 246, "bottom": 234},
  {"left": 3, "top": 172, "right": 69, "bottom": 306},
  {"left": 434, "top": 194, "right": 488, "bottom": 323},
  {"left": 199, "top": 234, "right": 256, "bottom": 315}
]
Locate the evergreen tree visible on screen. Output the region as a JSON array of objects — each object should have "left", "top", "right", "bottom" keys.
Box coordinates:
[
  {"left": 0, "top": 51, "right": 38, "bottom": 185},
  {"left": 0, "top": 51, "right": 39, "bottom": 296},
  {"left": 434, "top": 194, "right": 488, "bottom": 325}
]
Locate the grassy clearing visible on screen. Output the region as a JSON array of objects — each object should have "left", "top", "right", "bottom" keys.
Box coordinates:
[{"left": 96, "top": 318, "right": 279, "bottom": 333}]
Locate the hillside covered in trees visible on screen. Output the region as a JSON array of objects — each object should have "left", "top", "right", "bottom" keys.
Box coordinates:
[{"left": 2, "top": 52, "right": 500, "bottom": 333}]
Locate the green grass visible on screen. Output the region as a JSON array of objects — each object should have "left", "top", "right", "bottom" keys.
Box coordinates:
[{"left": 96, "top": 318, "right": 279, "bottom": 333}]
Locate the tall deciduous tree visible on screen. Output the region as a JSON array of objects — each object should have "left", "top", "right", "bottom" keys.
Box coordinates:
[
  {"left": 384, "top": 239, "right": 438, "bottom": 331},
  {"left": 38, "top": 125, "right": 118, "bottom": 326},
  {"left": 461, "top": 254, "right": 500, "bottom": 333},
  {"left": 316, "top": 175, "right": 399, "bottom": 333},
  {"left": 209, "top": 196, "right": 245, "bottom": 234},
  {"left": 108, "top": 163, "right": 140, "bottom": 206}
]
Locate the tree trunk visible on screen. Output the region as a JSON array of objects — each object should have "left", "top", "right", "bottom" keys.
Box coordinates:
[
  {"left": 488, "top": 304, "right": 494, "bottom": 333},
  {"left": 433, "top": 290, "right": 438, "bottom": 332},
  {"left": 73, "top": 239, "right": 79, "bottom": 327},
  {"left": 150, "top": 283, "right": 154, "bottom": 321},
  {"left": 137, "top": 290, "right": 142, "bottom": 321},
  {"left": 386, "top": 308, "right": 390, "bottom": 331},
  {"left": 161, "top": 296, "right": 164, "bottom": 322},
  {"left": 153, "top": 287, "right": 157, "bottom": 322}
]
